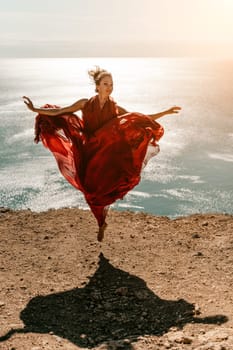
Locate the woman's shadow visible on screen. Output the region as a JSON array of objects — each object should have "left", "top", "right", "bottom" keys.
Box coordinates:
[{"left": 0, "top": 253, "right": 227, "bottom": 349}]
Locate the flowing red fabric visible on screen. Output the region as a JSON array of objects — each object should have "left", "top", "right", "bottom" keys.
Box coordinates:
[{"left": 34, "top": 96, "right": 164, "bottom": 227}]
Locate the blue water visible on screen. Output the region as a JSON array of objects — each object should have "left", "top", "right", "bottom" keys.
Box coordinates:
[{"left": 0, "top": 57, "right": 232, "bottom": 217}]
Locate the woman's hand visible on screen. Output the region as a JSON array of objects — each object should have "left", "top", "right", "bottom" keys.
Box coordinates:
[
  {"left": 167, "top": 106, "right": 182, "bottom": 115},
  {"left": 22, "top": 96, "right": 35, "bottom": 112}
]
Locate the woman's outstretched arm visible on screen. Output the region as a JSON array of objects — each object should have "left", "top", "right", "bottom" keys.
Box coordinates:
[
  {"left": 148, "top": 106, "right": 181, "bottom": 121},
  {"left": 117, "top": 104, "right": 181, "bottom": 120},
  {"left": 22, "top": 96, "right": 88, "bottom": 116},
  {"left": 117, "top": 105, "right": 128, "bottom": 115}
]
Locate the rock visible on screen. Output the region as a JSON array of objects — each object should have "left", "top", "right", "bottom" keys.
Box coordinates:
[
  {"left": 134, "top": 289, "right": 149, "bottom": 300},
  {"left": 192, "top": 233, "right": 201, "bottom": 238},
  {"left": 195, "top": 304, "right": 201, "bottom": 315},
  {"left": 202, "top": 221, "right": 209, "bottom": 226},
  {"left": 194, "top": 251, "right": 204, "bottom": 257},
  {"left": 164, "top": 340, "right": 172, "bottom": 348},
  {"left": 198, "top": 329, "right": 229, "bottom": 343},
  {"left": 195, "top": 343, "right": 226, "bottom": 350},
  {"left": 80, "top": 333, "right": 87, "bottom": 339},
  {"left": 0, "top": 207, "right": 10, "bottom": 213},
  {"left": 167, "top": 331, "right": 193, "bottom": 344},
  {"left": 53, "top": 335, "right": 63, "bottom": 343},
  {"left": 115, "top": 286, "right": 128, "bottom": 296}
]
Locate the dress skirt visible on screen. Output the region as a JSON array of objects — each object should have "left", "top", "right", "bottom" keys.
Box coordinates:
[{"left": 35, "top": 107, "right": 164, "bottom": 227}]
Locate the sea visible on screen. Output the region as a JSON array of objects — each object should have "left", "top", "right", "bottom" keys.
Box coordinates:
[{"left": 0, "top": 57, "right": 232, "bottom": 218}]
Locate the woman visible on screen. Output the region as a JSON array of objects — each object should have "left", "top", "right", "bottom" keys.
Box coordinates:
[{"left": 23, "top": 66, "right": 181, "bottom": 241}]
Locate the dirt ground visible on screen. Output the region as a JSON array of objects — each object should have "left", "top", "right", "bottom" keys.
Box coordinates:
[{"left": 0, "top": 207, "right": 233, "bottom": 350}]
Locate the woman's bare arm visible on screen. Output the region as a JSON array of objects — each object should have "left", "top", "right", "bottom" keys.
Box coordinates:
[
  {"left": 117, "top": 104, "right": 181, "bottom": 120},
  {"left": 22, "top": 96, "right": 88, "bottom": 116},
  {"left": 148, "top": 106, "right": 181, "bottom": 121},
  {"left": 117, "top": 105, "right": 128, "bottom": 116}
]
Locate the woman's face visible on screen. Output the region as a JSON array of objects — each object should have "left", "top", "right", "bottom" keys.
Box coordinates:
[{"left": 97, "top": 75, "right": 113, "bottom": 97}]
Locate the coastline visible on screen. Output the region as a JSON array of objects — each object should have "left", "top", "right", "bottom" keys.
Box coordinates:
[{"left": 1, "top": 207, "right": 233, "bottom": 349}]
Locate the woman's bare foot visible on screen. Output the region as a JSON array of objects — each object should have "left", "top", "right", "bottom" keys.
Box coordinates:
[{"left": 97, "top": 222, "right": 107, "bottom": 242}]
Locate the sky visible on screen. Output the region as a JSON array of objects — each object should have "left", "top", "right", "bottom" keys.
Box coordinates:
[{"left": 0, "top": 0, "right": 233, "bottom": 57}]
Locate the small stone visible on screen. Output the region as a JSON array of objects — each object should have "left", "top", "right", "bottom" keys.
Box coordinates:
[
  {"left": 192, "top": 233, "right": 200, "bottom": 239},
  {"left": 53, "top": 335, "right": 63, "bottom": 343},
  {"left": 168, "top": 331, "right": 193, "bottom": 344},
  {"left": 115, "top": 286, "right": 128, "bottom": 296},
  {"left": 201, "top": 329, "right": 229, "bottom": 342},
  {"left": 0, "top": 207, "right": 10, "bottom": 213},
  {"left": 164, "top": 340, "right": 171, "bottom": 348},
  {"left": 169, "top": 327, "right": 179, "bottom": 332},
  {"left": 195, "top": 304, "right": 201, "bottom": 315},
  {"left": 194, "top": 251, "right": 204, "bottom": 257},
  {"left": 182, "top": 336, "right": 193, "bottom": 344},
  {"left": 202, "top": 221, "right": 209, "bottom": 226},
  {"left": 134, "top": 289, "right": 149, "bottom": 300}
]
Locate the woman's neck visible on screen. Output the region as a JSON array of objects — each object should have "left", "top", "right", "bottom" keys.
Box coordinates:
[{"left": 98, "top": 94, "right": 109, "bottom": 109}]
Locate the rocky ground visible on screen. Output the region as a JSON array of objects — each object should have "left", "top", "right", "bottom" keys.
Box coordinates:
[{"left": 0, "top": 207, "right": 233, "bottom": 350}]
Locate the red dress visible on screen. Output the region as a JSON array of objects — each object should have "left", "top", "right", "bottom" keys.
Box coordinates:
[{"left": 34, "top": 95, "right": 164, "bottom": 227}]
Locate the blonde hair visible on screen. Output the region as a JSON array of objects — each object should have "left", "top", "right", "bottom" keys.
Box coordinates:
[{"left": 88, "top": 66, "right": 112, "bottom": 92}]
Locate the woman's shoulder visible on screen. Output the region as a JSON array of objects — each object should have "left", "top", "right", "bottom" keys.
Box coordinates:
[
  {"left": 85, "top": 95, "right": 99, "bottom": 105},
  {"left": 109, "top": 96, "right": 116, "bottom": 103},
  {"left": 70, "top": 97, "right": 91, "bottom": 112}
]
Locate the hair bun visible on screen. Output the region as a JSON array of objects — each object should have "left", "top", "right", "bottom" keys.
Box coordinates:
[{"left": 88, "top": 66, "right": 110, "bottom": 84}]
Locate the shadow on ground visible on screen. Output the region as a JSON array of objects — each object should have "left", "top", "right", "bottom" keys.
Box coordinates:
[{"left": 0, "top": 253, "right": 228, "bottom": 349}]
